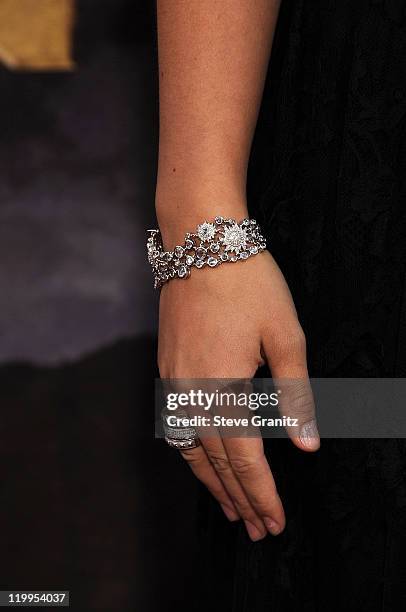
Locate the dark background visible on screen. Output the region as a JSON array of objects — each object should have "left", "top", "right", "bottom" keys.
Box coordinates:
[{"left": 0, "top": 1, "right": 201, "bottom": 609}]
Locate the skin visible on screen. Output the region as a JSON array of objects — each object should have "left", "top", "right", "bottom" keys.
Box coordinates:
[{"left": 156, "top": 0, "right": 320, "bottom": 541}]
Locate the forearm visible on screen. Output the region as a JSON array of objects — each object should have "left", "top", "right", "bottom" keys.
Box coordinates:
[
  {"left": 156, "top": 2, "right": 318, "bottom": 541},
  {"left": 155, "top": 0, "right": 281, "bottom": 246}
]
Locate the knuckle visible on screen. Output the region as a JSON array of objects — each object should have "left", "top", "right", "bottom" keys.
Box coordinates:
[
  {"left": 292, "top": 391, "right": 314, "bottom": 419},
  {"left": 276, "top": 324, "right": 307, "bottom": 359},
  {"left": 208, "top": 452, "right": 232, "bottom": 474},
  {"left": 180, "top": 448, "right": 201, "bottom": 464},
  {"left": 229, "top": 456, "right": 257, "bottom": 478}
]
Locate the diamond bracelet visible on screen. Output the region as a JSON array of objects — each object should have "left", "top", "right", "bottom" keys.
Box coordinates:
[{"left": 147, "top": 216, "right": 267, "bottom": 289}]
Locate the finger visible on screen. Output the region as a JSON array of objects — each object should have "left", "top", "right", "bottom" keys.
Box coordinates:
[
  {"left": 223, "top": 436, "right": 285, "bottom": 535},
  {"left": 180, "top": 445, "right": 240, "bottom": 522},
  {"left": 202, "top": 436, "right": 267, "bottom": 541},
  {"left": 262, "top": 322, "right": 320, "bottom": 452}
]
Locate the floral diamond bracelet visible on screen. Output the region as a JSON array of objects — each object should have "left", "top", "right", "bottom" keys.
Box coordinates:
[{"left": 147, "top": 216, "right": 267, "bottom": 289}]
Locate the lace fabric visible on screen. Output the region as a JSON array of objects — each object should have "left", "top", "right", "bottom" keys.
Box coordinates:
[
  {"left": 201, "top": 1, "right": 406, "bottom": 610},
  {"left": 249, "top": 0, "right": 406, "bottom": 377}
]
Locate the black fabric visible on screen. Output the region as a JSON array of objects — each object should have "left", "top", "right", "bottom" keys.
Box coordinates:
[
  {"left": 0, "top": 338, "right": 201, "bottom": 611},
  {"left": 201, "top": 1, "right": 406, "bottom": 610}
]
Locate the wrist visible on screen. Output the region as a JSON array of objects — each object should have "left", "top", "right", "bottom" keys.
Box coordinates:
[
  {"left": 155, "top": 186, "right": 249, "bottom": 249},
  {"left": 147, "top": 214, "right": 267, "bottom": 289}
]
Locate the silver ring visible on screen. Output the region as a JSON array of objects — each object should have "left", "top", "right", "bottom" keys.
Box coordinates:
[
  {"left": 163, "top": 423, "right": 197, "bottom": 440},
  {"left": 162, "top": 409, "right": 200, "bottom": 450},
  {"left": 165, "top": 436, "right": 201, "bottom": 450}
]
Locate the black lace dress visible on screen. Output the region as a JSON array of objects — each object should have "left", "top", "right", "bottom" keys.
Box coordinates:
[{"left": 200, "top": 1, "right": 406, "bottom": 610}]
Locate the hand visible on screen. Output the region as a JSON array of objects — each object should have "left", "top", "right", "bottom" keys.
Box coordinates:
[{"left": 158, "top": 250, "right": 320, "bottom": 541}]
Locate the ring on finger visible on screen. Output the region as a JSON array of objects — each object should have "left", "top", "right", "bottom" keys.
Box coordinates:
[{"left": 162, "top": 411, "right": 200, "bottom": 450}]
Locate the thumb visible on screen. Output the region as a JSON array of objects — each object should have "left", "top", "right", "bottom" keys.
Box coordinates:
[{"left": 262, "top": 323, "right": 320, "bottom": 452}]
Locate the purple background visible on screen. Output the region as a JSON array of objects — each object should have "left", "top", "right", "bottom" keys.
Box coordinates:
[{"left": 0, "top": 0, "right": 158, "bottom": 364}]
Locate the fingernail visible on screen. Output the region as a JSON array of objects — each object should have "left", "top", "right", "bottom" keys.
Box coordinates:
[
  {"left": 221, "top": 504, "right": 240, "bottom": 522},
  {"left": 299, "top": 419, "right": 320, "bottom": 450},
  {"left": 244, "top": 520, "right": 265, "bottom": 542},
  {"left": 264, "top": 517, "right": 282, "bottom": 535}
]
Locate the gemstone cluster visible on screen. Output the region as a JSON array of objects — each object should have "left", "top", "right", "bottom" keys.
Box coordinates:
[{"left": 147, "top": 216, "right": 267, "bottom": 289}]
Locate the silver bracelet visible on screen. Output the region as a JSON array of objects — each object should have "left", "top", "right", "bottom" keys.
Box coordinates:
[{"left": 147, "top": 216, "right": 267, "bottom": 289}]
